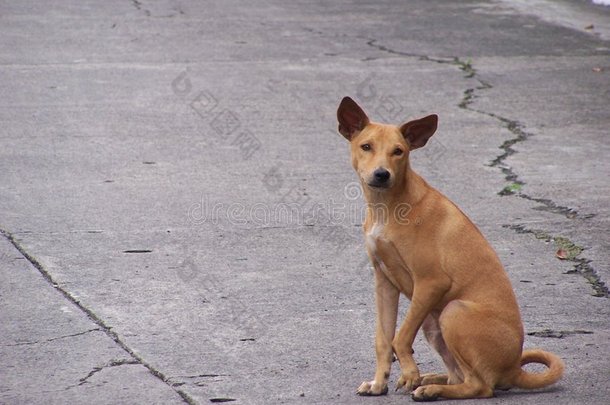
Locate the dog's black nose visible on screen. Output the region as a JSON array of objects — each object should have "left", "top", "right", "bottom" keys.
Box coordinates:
[{"left": 373, "top": 168, "right": 390, "bottom": 183}]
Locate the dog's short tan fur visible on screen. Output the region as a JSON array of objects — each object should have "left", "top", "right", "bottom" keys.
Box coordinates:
[{"left": 336, "top": 97, "right": 564, "bottom": 401}]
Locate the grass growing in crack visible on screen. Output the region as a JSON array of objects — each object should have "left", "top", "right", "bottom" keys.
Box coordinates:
[
  {"left": 523, "top": 229, "right": 584, "bottom": 259},
  {"left": 527, "top": 230, "right": 584, "bottom": 259},
  {"left": 554, "top": 237, "right": 583, "bottom": 260},
  {"left": 504, "top": 224, "right": 607, "bottom": 297},
  {"left": 457, "top": 58, "right": 475, "bottom": 78},
  {"left": 530, "top": 229, "right": 553, "bottom": 240},
  {"left": 500, "top": 182, "right": 523, "bottom": 195}
]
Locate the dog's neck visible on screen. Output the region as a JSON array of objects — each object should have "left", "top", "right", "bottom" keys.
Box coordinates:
[{"left": 362, "top": 166, "right": 428, "bottom": 225}]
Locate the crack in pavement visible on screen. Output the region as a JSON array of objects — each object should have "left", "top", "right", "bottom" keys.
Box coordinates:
[
  {"left": 504, "top": 224, "right": 608, "bottom": 297},
  {"left": 366, "top": 38, "right": 593, "bottom": 219},
  {"left": 4, "top": 328, "right": 102, "bottom": 347},
  {"left": 527, "top": 328, "right": 594, "bottom": 339},
  {"left": 0, "top": 229, "right": 197, "bottom": 405},
  {"left": 75, "top": 359, "right": 140, "bottom": 387},
  {"left": 362, "top": 38, "right": 607, "bottom": 298},
  {"left": 167, "top": 374, "right": 231, "bottom": 389}
]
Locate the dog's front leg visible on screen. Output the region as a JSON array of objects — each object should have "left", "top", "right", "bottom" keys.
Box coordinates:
[
  {"left": 393, "top": 280, "right": 448, "bottom": 392},
  {"left": 357, "top": 264, "right": 399, "bottom": 396}
]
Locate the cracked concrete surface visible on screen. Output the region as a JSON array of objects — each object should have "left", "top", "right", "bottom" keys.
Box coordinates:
[
  {"left": 361, "top": 12, "right": 608, "bottom": 298},
  {"left": 4, "top": 328, "right": 102, "bottom": 347},
  {"left": 0, "top": 233, "right": 188, "bottom": 404},
  {"left": 1, "top": 0, "right": 608, "bottom": 404},
  {"left": 73, "top": 359, "right": 139, "bottom": 387}
]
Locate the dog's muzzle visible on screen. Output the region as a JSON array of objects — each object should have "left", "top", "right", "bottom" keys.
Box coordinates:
[{"left": 368, "top": 168, "right": 391, "bottom": 189}]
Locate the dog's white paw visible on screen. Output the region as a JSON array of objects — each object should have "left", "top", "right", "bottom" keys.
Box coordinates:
[{"left": 356, "top": 380, "right": 388, "bottom": 396}]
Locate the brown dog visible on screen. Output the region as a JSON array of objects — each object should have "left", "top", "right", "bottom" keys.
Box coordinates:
[{"left": 336, "top": 97, "right": 564, "bottom": 401}]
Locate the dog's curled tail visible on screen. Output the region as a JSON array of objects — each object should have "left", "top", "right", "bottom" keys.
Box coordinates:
[{"left": 512, "top": 349, "right": 564, "bottom": 389}]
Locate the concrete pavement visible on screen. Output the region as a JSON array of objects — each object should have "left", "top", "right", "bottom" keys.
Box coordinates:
[{"left": 1, "top": 1, "right": 608, "bottom": 404}]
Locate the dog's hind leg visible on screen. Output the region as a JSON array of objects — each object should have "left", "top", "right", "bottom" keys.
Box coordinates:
[
  {"left": 421, "top": 313, "right": 463, "bottom": 385},
  {"left": 414, "top": 300, "right": 520, "bottom": 400},
  {"left": 414, "top": 310, "right": 493, "bottom": 400}
]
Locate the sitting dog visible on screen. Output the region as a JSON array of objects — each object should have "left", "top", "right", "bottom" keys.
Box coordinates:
[{"left": 336, "top": 96, "right": 564, "bottom": 401}]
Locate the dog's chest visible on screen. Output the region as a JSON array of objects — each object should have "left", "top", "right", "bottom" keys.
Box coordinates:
[
  {"left": 365, "top": 222, "right": 414, "bottom": 297},
  {"left": 365, "top": 223, "right": 394, "bottom": 278},
  {"left": 365, "top": 222, "right": 384, "bottom": 255}
]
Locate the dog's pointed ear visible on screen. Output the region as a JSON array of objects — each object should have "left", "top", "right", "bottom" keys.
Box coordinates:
[
  {"left": 337, "top": 97, "right": 370, "bottom": 141},
  {"left": 400, "top": 114, "right": 438, "bottom": 150}
]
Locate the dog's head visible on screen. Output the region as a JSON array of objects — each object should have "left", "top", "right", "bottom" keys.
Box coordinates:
[{"left": 337, "top": 96, "right": 438, "bottom": 191}]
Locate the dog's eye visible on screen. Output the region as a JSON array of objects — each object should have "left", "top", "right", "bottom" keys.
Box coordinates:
[
  {"left": 393, "top": 148, "right": 404, "bottom": 156},
  {"left": 361, "top": 144, "right": 371, "bottom": 151}
]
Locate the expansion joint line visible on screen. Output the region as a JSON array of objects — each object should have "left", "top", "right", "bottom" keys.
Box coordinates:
[{"left": 0, "top": 228, "right": 198, "bottom": 404}]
